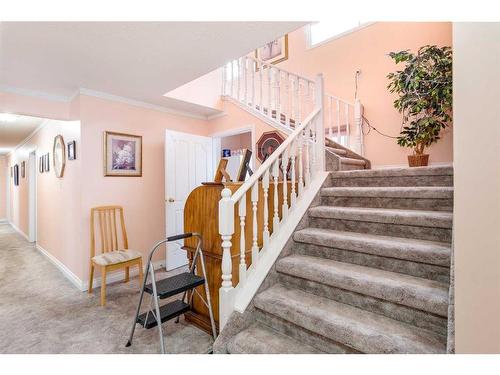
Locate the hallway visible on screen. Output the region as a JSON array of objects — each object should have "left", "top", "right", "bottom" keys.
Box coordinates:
[{"left": 0, "top": 223, "right": 213, "bottom": 354}]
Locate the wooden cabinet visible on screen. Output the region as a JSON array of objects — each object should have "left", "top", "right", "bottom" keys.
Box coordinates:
[{"left": 183, "top": 181, "right": 293, "bottom": 333}]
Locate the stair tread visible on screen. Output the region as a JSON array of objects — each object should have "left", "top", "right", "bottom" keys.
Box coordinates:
[
  {"left": 331, "top": 165, "right": 453, "bottom": 178},
  {"left": 277, "top": 254, "right": 449, "bottom": 316},
  {"left": 255, "top": 284, "right": 446, "bottom": 353},
  {"left": 340, "top": 157, "right": 366, "bottom": 165},
  {"left": 326, "top": 146, "right": 348, "bottom": 155},
  {"left": 321, "top": 186, "right": 453, "bottom": 198},
  {"left": 293, "top": 227, "right": 450, "bottom": 266},
  {"left": 144, "top": 272, "right": 205, "bottom": 299},
  {"left": 136, "top": 299, "right": 190, "bottom": 329},
  {"left": 227, "top": 323, "right": 323, "bottom": 354},
  {"left": 308, "top": 206, "right": 453, "bottom": 228}
]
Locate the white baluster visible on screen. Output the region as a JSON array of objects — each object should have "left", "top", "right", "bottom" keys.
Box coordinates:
[
  {"left": 262, "top": 169, "right": 270, "bottom": 248},
  {"left": 251, "top": 59, "right": 255, "bottom": 108},
  {"left": 345, "top": 102, "right": 350, "bottom": 148},
  {"left": 259, "top": 61, "right": 263, "bottom": 113},
  {"left": 272, "top": 159, "right": 280, "bottom": 232},
  {"left": 222, "top": 64, "right": 226, "bottom": 97},
  {"left": 275, "top": 69, "right": 280, "bottom": 120},
  {"left": 311, "top": 118, "right": 317, "bottom": 178},
  {"left": 298, "top": 130, "right": 304, "bottom": 197},
  {"left": 251, "top": 183, "right": 259, "bottom": 266},
  {"left": 219, "top": 188, "right": 234, "bottom": 329},
  {"left": 281, "top": 146, "right": 289, "bottom": 220},
  {"left": 297, "top": 78, "right": 303, "bottom": 125},
  {"left": 238, "top": 197, "right": 246, "bottom": 285},
  {"left": 284, "top": 72, "right": 289, "bottom": 128},
  {"left": 243, "top": 57, "right": 247, "bottom": 105},
  {"left": 304, "top": 125, "right": 311, "bottom": 188},
  {"left": 267, "top": 65, "right": 272, "bottom": 118},
  {"left": 328, "top": 96, "right": 333, "bottom": 138},
  {"left": 314, "top": 74, "right": 325, "bottom": 172},
  {"left": 230, "top": 60, "right": 234, "bottom": 98},
  {"left": 290, "top": 139, "right": 297, "bottom": 208},
  {"left": 336, "top": 99, "right": 341, "bottom": 144},
  {"left": 237, "top": 58, "right": 241, "bottom": 102}
]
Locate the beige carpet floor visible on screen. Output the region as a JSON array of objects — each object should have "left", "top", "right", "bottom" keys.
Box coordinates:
[{"left": 0, "top": 223, "right": 214, "bottom": 354}]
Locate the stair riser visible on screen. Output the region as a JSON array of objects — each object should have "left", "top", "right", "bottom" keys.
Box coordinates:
[
  {"left": 295, "top": 242, "right": 450, "bottom": 283},
  {"left": 340, "top": 163, "right": 366, "bottom": 171},
  {"left": 320, "top": 196, "right": 453, "bottom": 211},
  {"left": 308, "top": 217, "right": 452, "bottom": 243},
  {"left": 254, "top": 309, "right": 360, "bottom": 354},
  {"left": 329, "top": 175, "right": 453, "bottom": 187},
  {"left": 278, "top": 274, "right": 448, "bottom": 337}
]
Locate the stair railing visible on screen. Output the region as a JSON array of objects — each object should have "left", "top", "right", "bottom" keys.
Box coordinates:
[
  {"left": 222, "top": 55, "right": 317, "bottom": 132},
  {"left": 218, "top": 74, "right": 325, "bottom": 329},
  {"left": 325, "top": 94, "right": 364, "bottom": 156},
  {"left": 222, "top": 55, "right": 364, "bottom": 156}
]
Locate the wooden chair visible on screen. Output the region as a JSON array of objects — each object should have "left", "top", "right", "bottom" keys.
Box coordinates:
[{"left": 88, "top": 206, "right": 143, "bottom": 306}]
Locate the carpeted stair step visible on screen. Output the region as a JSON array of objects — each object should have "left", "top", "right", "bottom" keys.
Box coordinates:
[
  {"left": 308, "top": 206, "right": 453, "bottom": 242},
  {"left": 326, "top": 146, "right": 347, "bottom": 156},
  {"left": 276, "top": 254, "right": 449, "bottom": 316},
  {"left": 329, "top": 165, "right": 453, "bottom": 187},
  {"left": 254, "top": 284, "right": 447, "bottom": 354},
  {"left": 293, "top": 228, "right": 450, "bottom": 282},
  {"left": 227, "top": 323, "right": 323, "bottom": 354},
  {"left": 320, "top": 186, "right": 453, "bottom": 211},
  {"left": 339, "top": 157, "right": 367, "bottom": 171}
]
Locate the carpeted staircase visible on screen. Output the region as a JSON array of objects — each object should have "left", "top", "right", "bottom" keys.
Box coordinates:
[{"left": 215, "top": 165, "right": 453, "bottom": 354}]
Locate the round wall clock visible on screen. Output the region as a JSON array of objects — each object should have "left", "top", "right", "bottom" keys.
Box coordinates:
[
  {"left": 256, "top": 131, "right": 285, "bottom": 162},
  {"left": 53, "top": 134, "right": 66, "bottom": 178}
]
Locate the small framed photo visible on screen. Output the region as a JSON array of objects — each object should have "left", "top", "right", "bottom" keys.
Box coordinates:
[
  {"left": 39, "top": 157, "right": 44, "bottom": 173},
  {"left": 44, "top": 153, "right": 50, "bottom": 172},
  {"left": 103, "top": 131, "right": 142, "bottom": 177},
  {"left": 21, "top": 161, "right": 25, "bottom": 178},
  {"left": 13, "top": 164, "right": 19, "bottom": 186},
  {"left": 67, "top": 140, "right": 76, "bottom": 160}
]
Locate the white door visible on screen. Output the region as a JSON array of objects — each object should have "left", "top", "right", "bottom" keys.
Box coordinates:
[{"left": 165, "top": 130, "right": 214, "bottom": 270}]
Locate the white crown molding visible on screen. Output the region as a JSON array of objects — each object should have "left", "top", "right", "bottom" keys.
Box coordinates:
[
  {"left": 0, "top": 84, "right": 73, "bottom": 103},
  {"left": 6, "top": 119, "right": 51, "bottom": 157},
  {"left": 78, "top": 88, "right": 210, "bottom": 121}
]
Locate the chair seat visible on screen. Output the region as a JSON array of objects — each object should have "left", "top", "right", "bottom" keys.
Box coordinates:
[{"left": 92, "top": 249, "right": 142, "bottom": 266}]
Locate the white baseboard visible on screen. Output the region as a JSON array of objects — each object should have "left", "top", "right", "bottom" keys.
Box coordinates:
[
  {"left": 0, "top": 218, "right": 7, "bottom": 223},
  {"left": 8, "top": 221, "right": 31, "bottom": 242},
  {"left": 36, "top": 244, "right": 85, "bottom": 291},
  {"left": 35, "top": 242, "right": 164, "bottom": 292}
]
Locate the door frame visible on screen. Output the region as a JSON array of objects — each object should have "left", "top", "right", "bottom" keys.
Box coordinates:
[{"left": 211, "top": 124, "right": 256, "bottom": 172}]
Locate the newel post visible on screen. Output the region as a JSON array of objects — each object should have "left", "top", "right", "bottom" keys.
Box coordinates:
[
  {"left": 314, "top": 73, "right": 325, "bottom": 172},
  {"left": 219, "top": 188, "right": 235, "bottom": 330},
  {"left": 354, "top": 99, "right": 364, "bottom": 156}
]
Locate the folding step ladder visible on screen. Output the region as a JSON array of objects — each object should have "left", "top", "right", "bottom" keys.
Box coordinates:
[{"left": 126, "top": 232, "right": 217, "bottom": 354}]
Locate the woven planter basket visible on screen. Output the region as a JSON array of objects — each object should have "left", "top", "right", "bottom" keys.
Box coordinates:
[{"left": 408, "top": 154, "right": 429, "bottom": 167}]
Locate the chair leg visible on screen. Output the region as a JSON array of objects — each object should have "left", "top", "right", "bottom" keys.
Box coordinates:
[
  {"left": 88, "top": 263, "right": 95, "bottom": 294},
  {"left": 138, "top": 258, "right": 144, "bottom": 284},
  {"left": 101, "top": 266, "right": 107, "bottom": 307},
  {"left": 125, "top": 267, "right": 130, "bottom": 283}
]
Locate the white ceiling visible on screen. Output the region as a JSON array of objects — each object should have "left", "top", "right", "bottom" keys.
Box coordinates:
[
  {"left": 0, "top": 114, "right": 45, "bottom": 154},
  {"left": 0, "top": 22, "right": 304, "bottom": 115}
]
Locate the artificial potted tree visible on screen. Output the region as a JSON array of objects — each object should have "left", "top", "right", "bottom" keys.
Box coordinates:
[{"left": 387, "top": 45, "right": 452, "bottom": 167}]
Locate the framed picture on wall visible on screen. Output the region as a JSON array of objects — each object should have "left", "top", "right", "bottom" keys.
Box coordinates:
[
  {"left": 39, "top": 157, "right": 43, "bottom": 173},
  {"left": 44, "top": 153, "right": 50, "bottom": 172},
  {"left": 68, "top": 140, "right": 76, "bottom": 160},
  {"left": 256, "top": 131, "right": 285, "bottom": 162},
  {"left": 255, "top": 35, "right": 288, "bottom": 66},
  {"left": 13, "top": 164, "right": 19, "bottom": 186},
  {"left": 103, "top": 131, "right": 142, "bottom": 177},
  {"left": 21, "top": 161, "right": 25, "bottom": 178}
]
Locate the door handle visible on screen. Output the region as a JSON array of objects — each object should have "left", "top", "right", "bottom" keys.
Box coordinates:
[{"left": 166, "top": 197, "right": 175, "bottom": 203}]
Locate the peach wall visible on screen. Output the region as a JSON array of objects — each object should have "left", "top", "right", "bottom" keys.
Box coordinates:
[
  {"left": 7, "top": 120, "right": 83, "bottom": 278},
  {"left": 0, "top": 156, "right": 6, "bottom": 220},
  {"left": 221, "top": 132, "right": 252, "bottom": 152},
  {"left": 0, "top": 91, "right": 75, "bottom": 121},
  {"left": 277, "top": 22, "right": 453, "bottom": 167},
  {"left": 78, "top": 95, "right": 210, "bottom": 280}
]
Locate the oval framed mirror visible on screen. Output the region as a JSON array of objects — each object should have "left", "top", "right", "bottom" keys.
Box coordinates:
[{"left": 53, "top": 134, "right": 66, "bottom": 178}]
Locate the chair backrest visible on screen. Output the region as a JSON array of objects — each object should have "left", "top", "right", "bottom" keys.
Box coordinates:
[{"left": 90, "top": 206, "right": 128, "bottom": 258}]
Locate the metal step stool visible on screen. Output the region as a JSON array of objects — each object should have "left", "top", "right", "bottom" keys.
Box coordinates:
[{"left": 126, "top": 232, "right": 217, "bottom": 353}]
